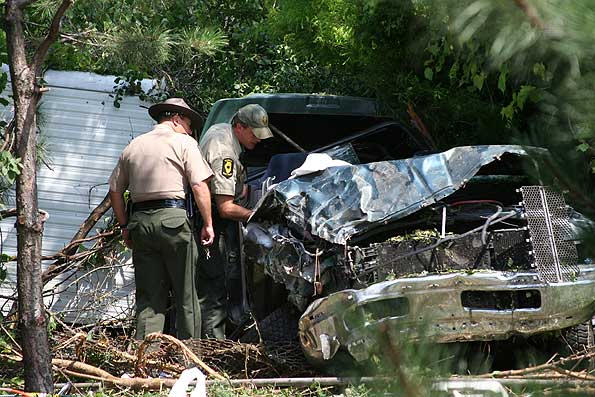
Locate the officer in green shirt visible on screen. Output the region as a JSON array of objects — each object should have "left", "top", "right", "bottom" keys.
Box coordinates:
[{"left": 199, "top": 104, "right": 273, "bottom": 338}]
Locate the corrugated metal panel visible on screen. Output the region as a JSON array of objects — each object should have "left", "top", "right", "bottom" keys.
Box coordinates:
[{"left": 0, "top": 69, "right": 156, "bottom": 323}]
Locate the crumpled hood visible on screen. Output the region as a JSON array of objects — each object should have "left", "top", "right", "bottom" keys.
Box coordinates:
[{"left": 251, "top": 145, "right": 534, "bottom": 245}]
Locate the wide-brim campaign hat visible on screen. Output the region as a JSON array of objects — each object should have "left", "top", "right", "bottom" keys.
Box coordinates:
[{"left": 148, "top": 98, "right": 203, "bottom": 131}]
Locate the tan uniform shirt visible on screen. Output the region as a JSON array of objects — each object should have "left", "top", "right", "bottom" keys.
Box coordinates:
[
  {"left": 199, "top": 123, "right": 245, "bottom": 199},
  {"left": 109, "top": 124, "right": 213, "bottom": 202}
]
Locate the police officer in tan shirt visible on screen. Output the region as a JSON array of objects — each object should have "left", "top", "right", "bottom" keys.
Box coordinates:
[
  {"left": 109, "top": 98, "right": 215, "bottom": 340},
  {"left": 199, "top": 104, "right": 273, "bottom": 338}
]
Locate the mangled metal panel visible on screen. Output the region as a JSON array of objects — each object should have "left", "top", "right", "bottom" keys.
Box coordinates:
[
  {"left": 251, "top": 145, "right": 532, "bottom": 245},
  {"left": 246, "top": 224, "right": 315, "bottom": 309},
  {"left": 298, "top": 266, "right": 595, "bottom": 363}
]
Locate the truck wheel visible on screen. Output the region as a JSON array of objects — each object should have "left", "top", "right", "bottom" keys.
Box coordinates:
[
  {"left": 563, "top": 320, "right": 594, "bottom": 353},
  {"left": 241, "top": 304, "right": 300, "bottom": 343}
]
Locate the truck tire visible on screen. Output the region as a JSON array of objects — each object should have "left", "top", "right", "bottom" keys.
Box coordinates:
[
  {"left": 563, "top": 320, "right": 594, "bottom": 353},
  {"left": 241, "top": 304, "right": 300, "bottom": 343}
]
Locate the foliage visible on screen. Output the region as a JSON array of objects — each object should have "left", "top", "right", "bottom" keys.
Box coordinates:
[
  {"left": 111, "top": 27, "right": 175, "bottom": 71},
  {"left": 28, "top": 0, "right": 509, "bottom": 147},
  {"left": 10, "top": 0, "right": 595, "bottom": 267},
  {"left": 0, "top": 26, "right": 17, "bottom": 207},
  {"left": 0, "top": 151, "right": 22, "bottom": 205},
  {"left": 14, "top": 0, "right": 594, "bottom": 153},
  {"left": 427, "top": 0, "right": 595, "bottom": 255}
]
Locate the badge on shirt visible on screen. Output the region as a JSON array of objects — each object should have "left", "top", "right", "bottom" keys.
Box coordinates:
[{"left": 222, "top": 158, "right": 234, "bottom": 178}]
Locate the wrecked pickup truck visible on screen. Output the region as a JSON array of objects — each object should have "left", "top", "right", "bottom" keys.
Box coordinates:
[{"left": 202, "top": 94, "right": 595, "bottom": 365}]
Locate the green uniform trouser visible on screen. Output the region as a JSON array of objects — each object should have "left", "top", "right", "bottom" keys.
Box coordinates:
[
  {"left": 128, "top": 207, "right": 201, "bottom": 340},
  {"left": 197, "top": 224, "right": 228, "bottom": 339},
  {"left": 197, "top": 215, "right": 242, "bottom": 339}
]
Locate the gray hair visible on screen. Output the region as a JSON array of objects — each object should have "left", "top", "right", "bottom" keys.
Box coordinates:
[{"left": 157, "top": 112, "right": 181, "bottom": 123}]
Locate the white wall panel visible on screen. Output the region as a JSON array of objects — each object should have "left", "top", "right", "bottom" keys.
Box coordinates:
[{"left": 0, "top": 69, "right": 157, "bottom": 324}]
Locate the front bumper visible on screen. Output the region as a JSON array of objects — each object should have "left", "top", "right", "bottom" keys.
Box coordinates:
[{"left": 298, "top": 266, "right": 595, "bottom": 363}]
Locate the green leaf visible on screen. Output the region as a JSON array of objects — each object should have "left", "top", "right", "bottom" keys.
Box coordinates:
[
  {"left": 0, "top": 73, "right": 7, "bottom": 92},
  {"left": 577, "top": 142, "right": 590, "bottom": 152},
  {"left": 47, "top": 316, "right": 57, "bottom": 333},
  {"left": 576, "top": 125, "right": 593, "bottom": 140},
  {"left": 515, "top": 85, "right": 536, "bottom": 110},
  {"left": 424, "top": 67, "right": 433, "bottom": 81},
  {"left": 501, "top": 101, "right": 515, "bottom": 121},
  {"left": 448, "top": 61, "right": 459, "bottom": 80},
  {"left": 472, "top": 72, "right": 485, "bottom": 90},
  {"left": 427, "top": 43, "right": 439, "bottom": 56},
  {"left": 469, "top": 62, "right": 477, "bottom": 76},
  {"left": 497, "top": 70, "right": 507, "bottom": 93},
  {"left": 532, "top": 62, "right": 546, "bottom": 80}
]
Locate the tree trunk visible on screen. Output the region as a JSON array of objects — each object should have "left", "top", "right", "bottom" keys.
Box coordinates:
[
  {"left": 5, "top": 0, "right": 74, "bottom": 391},
  {"left": 14, "top": 93, "right": 53, "bottom": 392},
  {"left": 5, "top": 0, "right": 53, "bottom": 388}
]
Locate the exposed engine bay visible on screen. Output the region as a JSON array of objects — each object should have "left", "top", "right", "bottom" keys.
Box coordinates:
[{"left": 243, "top": 145, "right": 595, "bottom": 363}]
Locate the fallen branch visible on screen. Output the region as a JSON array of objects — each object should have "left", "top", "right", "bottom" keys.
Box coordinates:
[
  {"left": 480, "top": 349, "right": 595, "bottom": 378},
  {"left": 52, "top": 359, "right": 176, "bottom": 390},
  {"left": 550, "top": 366, "right": 595, "bottom": 382},
  {"left": 42, "top": 193, "right": 114, "bottom": 284},
  {"left": 2, "top": 231, "right": 117, "bottom": 265},
  {"left": 53, "top": 358, "right": 114, "bottom": 379},
  {"left": 3, "top": 352, "right": 177, "bottom": 391},
  {"left": 138, "top": 333, "right": 225, "bottom": 380},
  {"left": 1, "top": 119, "right": 15, "bottom": 153},
  {"left": 0, "top": 208, "right": 17, "bottom": 219}
]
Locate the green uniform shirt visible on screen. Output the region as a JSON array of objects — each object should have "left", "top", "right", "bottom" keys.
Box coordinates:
[{"left": 199, "top": 123, "right": 245, "bottom": 199}]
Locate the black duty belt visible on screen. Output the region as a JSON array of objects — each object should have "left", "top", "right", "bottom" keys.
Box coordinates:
[{"left": 132, "top": 199, "right": 186, "bottom": 212}]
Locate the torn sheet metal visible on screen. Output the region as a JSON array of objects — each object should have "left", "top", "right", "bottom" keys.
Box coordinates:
[
  {"left": 245, "top": 223, "right": 336, "bottom": 310},
  {"left": 298, "top": 266, "right": 595, "bottom": 363},
  {"left": 251, "top": 145, "right": 532, "bottom": 244}
]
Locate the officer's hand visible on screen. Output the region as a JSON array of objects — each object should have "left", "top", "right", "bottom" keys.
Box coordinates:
[
  {"left": 122, "top": 228, "right": 134, "bottom": 249},
  {"left": 200, "top": 225, "right": 215, "bottom": 246}
]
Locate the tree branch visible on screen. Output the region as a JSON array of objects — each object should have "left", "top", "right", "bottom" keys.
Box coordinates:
[
  {"left": 42, "top": 193, "right": 113, "bottom": 284},
  {"left": 1, "top": 120, "right": 16, "bottom": 153},
  {"left": 32, "top": 0, "right": 74, "bottom": 76},
  {"left": 13, "top": 0, "right": 38, "bottom": 8},
  {"left": 513, "top": 0, "right": 545, "bottom": 30},
  {"left": 479, "top": 349, "right": 595, "bottom": 378},
  {"left": 52, "top": 359, "right": 177, "bottom": 389},
  {"left": 551, "top": 366, "right": 595, "bottom": 381},
  {"left": 137, "top": 333, "right": 225, "bottom": 380},
  {"left": 5, "top": 2, "right": 33, "bottom": 91},
  {"left": 0, "top": 208, "right": 17, "bottom": 219}
]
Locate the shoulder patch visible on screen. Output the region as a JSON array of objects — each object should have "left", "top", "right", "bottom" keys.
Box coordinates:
[{"left": 222, "top": 158, "right": 234, "bottom": 178}]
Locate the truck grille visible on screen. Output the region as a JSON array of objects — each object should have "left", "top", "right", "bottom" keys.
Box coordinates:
[{"left": 520, "top": 186, "right": 579, "bottom": 282}]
